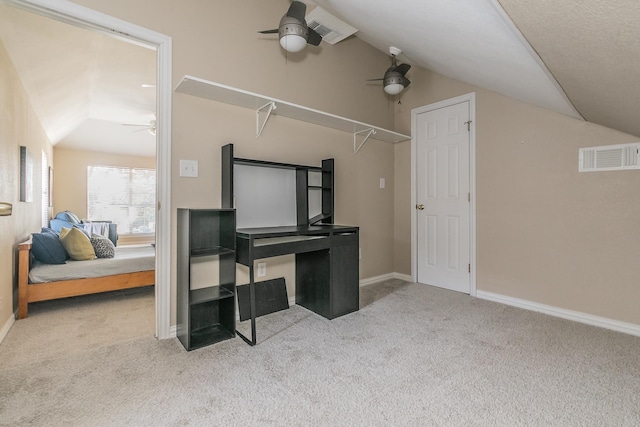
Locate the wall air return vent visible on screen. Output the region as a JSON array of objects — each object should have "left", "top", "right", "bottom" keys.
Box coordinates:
[
  {"left": 306, "top": 7, "right": 357, "bottom": 45},
  {"left": 579, "top": 142, "right": 640, "bottom": 172}
]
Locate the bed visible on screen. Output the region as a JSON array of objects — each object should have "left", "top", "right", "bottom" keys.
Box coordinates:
[{"left": 18, "top": 238, "right": 155, "bottom": 319}]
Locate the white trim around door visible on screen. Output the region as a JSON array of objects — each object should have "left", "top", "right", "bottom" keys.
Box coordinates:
[
  {"left": 411, "top": 93, "right": 477, "bottom": 296},
  {"left": 5, "top": 0, "right": 173, "bottom": 339}
]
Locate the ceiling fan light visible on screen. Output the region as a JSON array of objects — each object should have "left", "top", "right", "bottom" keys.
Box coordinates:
[
  {"left": 384, "top": 83, "right": 404, "bottom": 95},
  {"left": 279, "top": 34, "right": 307, "bottom": 52}
]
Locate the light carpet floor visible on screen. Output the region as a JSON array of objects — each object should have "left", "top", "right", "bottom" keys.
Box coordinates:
[{"left": 1, "top": 280, "right": 639, "bottom": 426}]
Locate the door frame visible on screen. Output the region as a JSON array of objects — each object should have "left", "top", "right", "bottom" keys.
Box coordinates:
[
  {"left": 411, "top": 92, "right": 477, "bottom": 296},
  {"left": 6, "top": 0, "right": 173, "bottom": 338}
]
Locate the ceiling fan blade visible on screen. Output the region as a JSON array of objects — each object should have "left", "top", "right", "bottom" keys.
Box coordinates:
[
  {"left": 286, "top": 1, "right": 306, "bottom": 22},
  {"left": 258, "top": 29, "right": 279, "bottom": 34},
  {"left": 307, "top": 27, "right": 322, "bottom": 46},
  {"left": 396, "top": 63, "right": 411, "bottom": 75},
  {"left": 366, "top": 78, "right": 384, "bottom": 81}
]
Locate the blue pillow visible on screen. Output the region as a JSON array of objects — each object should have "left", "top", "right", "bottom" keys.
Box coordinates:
[
  {"left": 41, "top": 227, "right": 59, "bottom": 236},
  {"left": 32, "top": 232, "right": 67, "bottom": 264},
  {"left": 73, "top": 224, "right": 91, "bottom": 238},
  {"left": 55, "top": 211, "right": 81, "bottom": 224}
]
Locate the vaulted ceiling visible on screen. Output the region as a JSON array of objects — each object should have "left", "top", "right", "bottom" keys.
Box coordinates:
[
  {"left": 313, "top": 0, "right": 640, "bottom": 138},
  {"left": 1, "top": 0, "right": 638, "bottom": 160},
  {"left": 0, "top": 4, "right": 156, "bottom": 157}
]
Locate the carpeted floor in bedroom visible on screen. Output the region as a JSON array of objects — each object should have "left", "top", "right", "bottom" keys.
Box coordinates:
[{"left": 1, "top": 280, "right": 639, "bottom": 426}]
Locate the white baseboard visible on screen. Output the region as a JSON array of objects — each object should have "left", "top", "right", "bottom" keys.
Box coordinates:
[
  {"left": 0, "top": 313, "right": 15, "bottom": 345},
  {"left": 360, "top": 272, "right": 412, "bottom": 287},
  {"left": 477, "top": 290, "right": 640, "bottom": 337}
]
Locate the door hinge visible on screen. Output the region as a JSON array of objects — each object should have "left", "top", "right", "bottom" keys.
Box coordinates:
[
  {"left": 468, "top": 192, "right": 470, "bottom": 202},
  {"left": 468, "top": 264, "right": 471, "bottom": 273},
  {"left": 464, "top": 120, "right": 472, "bottom": 132}
]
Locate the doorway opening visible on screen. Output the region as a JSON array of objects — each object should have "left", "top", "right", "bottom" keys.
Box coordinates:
[{"left": 3, "top": 0, "right": 172, "bottom": 338}]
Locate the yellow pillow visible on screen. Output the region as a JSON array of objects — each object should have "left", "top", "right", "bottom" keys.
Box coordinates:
[{"left": 59, "top": 227, "right": 95, "bottom": 261}]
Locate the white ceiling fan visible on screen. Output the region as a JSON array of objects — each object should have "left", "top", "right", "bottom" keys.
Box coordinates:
[{"left": 121, "top": 118, "right": 156, "bottom": 136}]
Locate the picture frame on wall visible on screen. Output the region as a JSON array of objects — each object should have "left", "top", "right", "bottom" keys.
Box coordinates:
[{"left": 19, "top": 145, "right": 33, "bottom": 203}]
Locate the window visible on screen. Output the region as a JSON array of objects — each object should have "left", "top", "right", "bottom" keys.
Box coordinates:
[
  {"left": 87, "top": 166, "right": 156, "bottom": 235},
  {"left": 41, "top": 150, "right": 49, "bottom": 228}
]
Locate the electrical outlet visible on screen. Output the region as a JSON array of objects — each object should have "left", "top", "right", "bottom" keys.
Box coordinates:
[{"left": 257, "top": 262, "right": 266, "bottom": 277}]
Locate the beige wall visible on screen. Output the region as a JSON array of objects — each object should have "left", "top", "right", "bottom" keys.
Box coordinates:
[
  {"left": 70, "top": 0, "right": 397, "bottom": 322},
  {"left": 173, "top": 96, "right": 395, "bottom": 300},
  {"left": 393, "top": 140, "right": 412, "bottom": 276},
  {"left": 394, "top": 68, "right": 640, "bottom": 325},
  {"left": 0, "top": 41, "right": 53, "bottom": 327},
  {"left": 52, "top": 147, "right": 155, "bottom": 245}
]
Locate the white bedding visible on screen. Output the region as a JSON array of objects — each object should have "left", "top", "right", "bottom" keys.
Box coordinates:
[{"left": 29, "top": 245, "right": 155, "bottom": 284}]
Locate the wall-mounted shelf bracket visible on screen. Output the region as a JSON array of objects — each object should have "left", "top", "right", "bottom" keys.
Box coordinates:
[
  {"left": 353, "top": 128, "right": 376, "bottom": 154},
  {"left": 256, "top": 101, "right": 277, "bottom": 137}
]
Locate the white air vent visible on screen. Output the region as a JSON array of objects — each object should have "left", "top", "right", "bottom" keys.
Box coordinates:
[
  {"left": 306, "top": 7, "right": 357, "bottom": 45},
  {"left": 579, "top": 142, "right": 640, "bottom": 172}
]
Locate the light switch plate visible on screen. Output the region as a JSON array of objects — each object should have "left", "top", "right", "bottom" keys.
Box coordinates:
[
  {"left": 380, "top": 178, "right": 385, "bottom": 189},
  {"left": 180, "top": 160, "right": 198, "bottom": 177}
]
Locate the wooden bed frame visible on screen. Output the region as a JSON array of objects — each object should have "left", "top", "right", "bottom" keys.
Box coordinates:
[{"left": 18, "top": 238, "right": 155, "bottom": 319}]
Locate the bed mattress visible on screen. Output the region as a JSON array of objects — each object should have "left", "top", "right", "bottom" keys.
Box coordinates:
[{"left": 29, "top": 244, "right": 155, "bottom": 284}]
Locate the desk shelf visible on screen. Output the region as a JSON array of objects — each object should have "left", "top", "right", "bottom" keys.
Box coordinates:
[
  {"left": 222, "top": 144, "right": 335, "bottom": 227},
  {"left": 190, "top": 246, "right": 235, "bottom": 257},
  {"left": 190, "top": 286, "right": 235, "bottom": 305}
]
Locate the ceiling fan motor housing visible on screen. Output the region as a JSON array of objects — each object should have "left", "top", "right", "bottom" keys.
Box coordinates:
[
  {"left": 279, "top": 16, "right": 308, "bottom": 40},
  {"left": 384, "top": 71, "right": 410, "bottom": 88}
]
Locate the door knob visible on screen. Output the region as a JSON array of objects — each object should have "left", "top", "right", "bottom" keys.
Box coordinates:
[{"left": 416, "top": 204, "right": 424, "bottom": 210}]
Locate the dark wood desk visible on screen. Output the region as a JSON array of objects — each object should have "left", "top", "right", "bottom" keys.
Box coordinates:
[{"left": 235, "top": 224, "right": 359, "bottom": 345}]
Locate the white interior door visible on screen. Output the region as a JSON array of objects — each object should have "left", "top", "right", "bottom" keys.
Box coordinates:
[{"left": 415, "top": 101, "right": 470, "bottom": 293}]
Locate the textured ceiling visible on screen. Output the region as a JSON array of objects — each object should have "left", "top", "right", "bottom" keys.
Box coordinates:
[{"left": 497, "top": 0, "right": 640, "bottom": 137}]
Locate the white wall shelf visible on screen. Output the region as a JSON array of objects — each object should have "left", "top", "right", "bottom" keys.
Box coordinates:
[{"left": 175, "top": 75, "right": 411, "bottom": 147}]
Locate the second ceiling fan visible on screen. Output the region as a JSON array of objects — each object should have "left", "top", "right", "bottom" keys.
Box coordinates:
[
  {"left": 369, "top": 47, "right": 412, "bottom": 95},
  {"left": 259, "top": 1, "right": 322, "bottom": 53}
]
